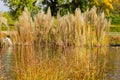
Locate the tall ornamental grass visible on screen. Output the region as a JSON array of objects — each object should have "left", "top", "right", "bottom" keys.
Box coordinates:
[
  {"left": 13, "top": 8, "right": 35, "bottom": 45},
  {"left": 12, "top": 6, "right": 110, "bottom": 47}
]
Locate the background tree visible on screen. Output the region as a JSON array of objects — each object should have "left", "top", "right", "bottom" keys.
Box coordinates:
[
  {"left": 112, "top": 0, "right": 120, "bottom": 14},
  {"left": 42, "top": 0, "right": 88, "bottom": 16},
  {"left": 41, "top": 0, "right": 118, "bottom": 16},
  {"left": 2, "top": 0, "right": 40, "bottom": 18},
  {"left": 89, "top": 0, "right": 118, "bottom": 14},
  {"left": 3, "top": 12, "right": 15, "bottom": 30},
  {"left": 2, "top": 0, "right": 118, "bottom": 17}
]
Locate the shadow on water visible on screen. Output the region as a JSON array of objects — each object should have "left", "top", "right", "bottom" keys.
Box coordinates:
[{"left": 0, "top": 46, "right": 120, "bottom": 80}]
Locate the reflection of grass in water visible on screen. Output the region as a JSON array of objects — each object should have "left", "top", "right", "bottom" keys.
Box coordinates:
[
  {"left": 0, "top": 46, "right": 14, "bottom": 80},
  {"left": 12, "top": 46, "right": 108, "bottom": 80}
]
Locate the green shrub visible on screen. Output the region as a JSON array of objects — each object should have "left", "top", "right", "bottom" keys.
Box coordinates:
[
  {"left": 107, "top": 14, "right": 120, "bottom": 25},
  {"left": 110, "top": 25, "right": 120, "bottom": 32}
]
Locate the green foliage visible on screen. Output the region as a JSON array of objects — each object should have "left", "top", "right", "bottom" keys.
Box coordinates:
[
  {"left": 106, "top": 0, "right": 120, "bottom": 32},
  {"left": 2, "top": 0, "right": 40, "bottom": 18},
  {"left": 41, "top": 0, "right": 118, "bottom": 16},
  {"left": 89, "top": 0, "right": 118, "bottom": 14},
  {"left": 42, "top": 0, "right": 88, "bottom": 16},
  {"left": 2, "top": 0, "right": 119, "bottom": 17},
  {"left": 110, "top": 26, "right": 120, "bottom": 32},
  {"left": 1, "top": 24, "right": 7, "bottom": 31},
  {"left": 108, "top": 0, "right": 120, "bottom": 27},
  {"left": 108, "top": 15, "right": 120, "bottom": 32},
  {"left": 107, "top": 14, "right": 120, "bottom": 24},
  {"left": 3, "top": 12, "right": 15, "bottom": 30},
  {"left": 3, "top": 12, "right": 13, "bottom": 25}
]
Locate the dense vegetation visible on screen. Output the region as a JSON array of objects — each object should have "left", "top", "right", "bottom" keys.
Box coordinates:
[
  {"left": 110, "top": 15, "right": 120, "bottom": 32},
  {"left": 1, "top": 0, "right": 118, "bottom": 17},
  {"left": 109, "top": 0, "right": 120, "bottom": 32},
  {"left": 1, "top": 0, "right": 119, "bottom": 32},
  {"left": 0, "top": 7, "right": 110, "bottom": 80},
  {"left": 0, "top": 0, "right": 119, "bottom": 79}
]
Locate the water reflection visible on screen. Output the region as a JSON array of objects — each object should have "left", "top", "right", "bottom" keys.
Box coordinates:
[
  {"left": 105, "top": 47, "right": 120, "bottom": 80},
  {"left": 0, "top": 46, "right": 120, "bottom": 80},
  {"left": 0, "top": 46, "right": 14, "bottom": 80}
]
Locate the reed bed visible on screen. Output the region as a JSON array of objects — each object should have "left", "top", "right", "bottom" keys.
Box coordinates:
[
  {"left": 0, "top": 6, "right": 110, "bottom": 80},
  {"left": 11, "top": 6, "right": 110, "bottom": 47}
]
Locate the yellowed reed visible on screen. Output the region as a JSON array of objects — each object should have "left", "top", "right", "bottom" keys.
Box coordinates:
[
  {"left": 13, "top": 46, "right": 108, "bottom": 80},
  {"left": 14, "top": 8, "right": 35, "bottom": 45}
]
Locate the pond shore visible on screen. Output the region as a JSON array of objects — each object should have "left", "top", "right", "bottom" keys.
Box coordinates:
[{"left": 108, "top": 32, "right": 120, "bottom": 46}]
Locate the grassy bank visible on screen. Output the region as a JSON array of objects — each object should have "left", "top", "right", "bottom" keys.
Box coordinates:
[
  {"left": 110, "top": 25, "right": 120, "bottom": 32},
  {"left": 109, "top": 15, "right": 120, "bottom": 45}
]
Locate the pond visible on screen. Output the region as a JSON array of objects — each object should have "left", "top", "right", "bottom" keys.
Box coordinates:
[
  {"left": 0, "top": 46, "right": 120, "bottom": 80},
  {"left": 106, "top": 47, "right": 120, "bottom": 80}
]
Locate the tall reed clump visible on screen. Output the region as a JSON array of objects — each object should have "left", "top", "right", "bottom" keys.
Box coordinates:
[
  {"left": 14, "top": 6, "right": 110, "bottom": 47},
  {"left": 85, "top": 7, "right": 110, "bottom": 46},
  {"left": 34, "top": 8, "right": 54, "bottom": 46},
  {"left": 33, "top": 6, "right": 110, "bottom": 47},
  {"left": 7, "top": 6, "right": 110, "bottom": 80},
  {"left": 13, "top": 8, "right": 35, "bottom": 45}
]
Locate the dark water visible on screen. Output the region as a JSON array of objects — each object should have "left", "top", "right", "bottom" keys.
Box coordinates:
[
  {"left": 0, "top": 47, "right": 14, "bottom": 80},
  {"left": 0, "top": 46, "right": 120, "bottom": 80},
  {"left": 105, "top": 47, "right": 120, "bottom": 80}
]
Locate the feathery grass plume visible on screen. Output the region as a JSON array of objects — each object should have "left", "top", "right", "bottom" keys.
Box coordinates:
[
  {"left": 16, "top": 8, "right": 35, "bottom": 45},
  {"left": 15, "top": 6, "right": 110, "bottom": 47},
  {"left": 74, "top": 8, "right": 86, "bottom": 46},
  {"left": 34, "top": 7, "right": 54, "bottom": 46},
  {"left": 82, "top": 6, "right": 110, "bottom": 46}
]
